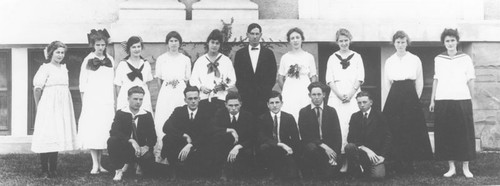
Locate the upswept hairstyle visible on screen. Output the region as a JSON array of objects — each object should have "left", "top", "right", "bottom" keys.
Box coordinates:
[
  {"left": 124, "top": 36, "right": 144, "bottom": 60},
  {"left": 440, "top": 28, "right": 460, "bottom": 43},
  {"left": 45, "top": 41, "right": 67, "bottom": 63},
  {"left": 286, "top": 27, "right": 305, "bottom": 42}
]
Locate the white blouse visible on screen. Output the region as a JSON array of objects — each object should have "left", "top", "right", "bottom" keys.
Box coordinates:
[
  {"left": 278, "top": 51, "right": 317, "bottom": 79},
  {"left": 384, "top": 52, "right": 424, "bottom": 98},
  {"left": 114, "top": 59, "right": 154, "bottom": 87},
  {"left": 434, "top": 52, "right": 475, "bottom": 100},
  {"left": 155, "top": 53, "right": 191, "bottom": 82},
  {"left": 79, "top": 52, "right": 115, "bottom": 93},
  {"left": 189, "top": 53, "right": 236, "bottom": 100},
  {"left": 325, "top": 51, "right": 364, "bottom": 88}
]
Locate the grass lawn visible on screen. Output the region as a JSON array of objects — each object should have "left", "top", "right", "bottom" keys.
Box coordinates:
[{"left": 0, "top": 152, "right": 499, "bottom": 185}]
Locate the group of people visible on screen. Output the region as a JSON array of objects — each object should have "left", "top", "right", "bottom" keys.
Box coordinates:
[{"left": 31, "top": 23, "right": 476, "bottom": 181}]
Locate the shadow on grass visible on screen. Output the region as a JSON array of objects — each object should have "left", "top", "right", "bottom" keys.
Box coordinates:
[{"left": 0, "top": 152, "right": 499, "bottom": 185}]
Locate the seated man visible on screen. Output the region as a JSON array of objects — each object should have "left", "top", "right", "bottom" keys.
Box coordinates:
[
  {"left": 161, "top": 86, "right": 213, "bottom": 178},
  {"left": 299, "top": 82, "right": 342, "bottom": 179},
  {"left": 345, "top": 91, "right": 392, "bottom": 178},
  {"left": 108, "top": 86, "right": 157, "bottom": 181},
  {"left": 211, "top": 91, "right": 257, "bottom": 180},
  {"left": 257, "top": 91, "right": 300, "bottom": 179}
]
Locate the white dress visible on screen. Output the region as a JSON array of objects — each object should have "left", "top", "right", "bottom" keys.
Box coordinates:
[
  {"left": 153, "top": 52, "right": 191, "bottom": 164},
  {"left": 31, "top": 63, "right": 78, "bottom": 153},
  {"left": 189, "top": 53, "right": 236, "bottom": 101},
  {"left": 325, "top": 51, "right": 365, "bottom": 153},
  {"left": 78, "top": 53, "right": 115, "bottom": 150},
  {"left": 278, "top": 51, "right": 317, "bottom": 122},
  {"left": 114, "top": 59, "right": 153, "bottom": 112}
]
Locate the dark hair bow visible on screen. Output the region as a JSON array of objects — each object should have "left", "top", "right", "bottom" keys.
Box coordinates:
[
  {"left": 87, "top": 57, "right": 112, "bottom": 71},
  {"left": 87, "top": 29, "right": 110, "bottom": 46},
  {"left": 126, "top": 62, "right": 144, "bottom": 81},
  {"left": 335, "top": 53, "right": 355, "bottom": 69},
  {"left": 206, "top": 55, "right": 222, "bottom": 78}
]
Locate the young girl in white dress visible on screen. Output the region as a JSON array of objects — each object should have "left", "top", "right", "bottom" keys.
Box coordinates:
[
  {"left": 114, "top": 36, "right": 154, "bottom": 112},
  {"left": 32, "top": 41, "right": 78, "bottom": 178},
  {"left": 154, "top": 31, "right": 191, "bottom": 164},
  {"left": 326, "top": 28, "right": 365, "bottom": 156},
  {"left": 278, "top": 27, "right": 318, "bottom": 122},
  {"left": 78, "top": 29, "right": 115, "bottom": 174}
]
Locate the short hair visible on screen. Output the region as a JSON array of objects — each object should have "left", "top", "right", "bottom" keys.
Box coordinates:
[
  {"left": 165, "top": 31, "right": 182, "bottom": 45},
  {"left": 356, "top": 91, "right": 373, "bottom": 101},
  {"left": 183, "top": 86, "right": 200, "bottom": 96},
  {"left": 128, "top": 86, "right": 145, "bottom": 97},
  {"left": 267, "top": 90, "right": 282, "bottom": 102},
  {"left": 247, "top": 23, "right": 262, "bottom": 33},
  {"left": 45, "top": 41, "right": 67, "bottom": 63},
  {"left": 392, "top": 30, "right": 410, "bottom": 45},
  {"left": 225, "top": 91, "right": 241, "bottom": 102},
  {"left": 307, "top": 82, "right": 328, "bottom": 94},
  {"left": 335, "top": 28, "right": 353, "bottom": 42},
  {"left": 125, "top": 36, "right": 144, "bottom": 56},
  {"left": 286, "top": 27, "right": 305, "bottom": 42},
  {"left": 440, "top": 28, "right": 460, "bottom": 43},
  {"left": 206, "top": 29, "right": 223, "bottom": 44}
]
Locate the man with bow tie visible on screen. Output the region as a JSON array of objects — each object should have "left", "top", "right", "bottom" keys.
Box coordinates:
[
  {"left": 344, "top": 91, "right": 392, "bottom": 178},
  {"left": 161, "top": 86, "right": 213, "bottom": 178},
  {"left": 107, "top": 86, "right": 157, "bottom": 181},
  {"left": 298, "top": 82, "right": 342, "bottom": 179},
  {"left": 210, "top": 91, "right": 257, "bottom": 180},
  {"left": 234, "top": 23, "right": 277, "bottom": 118},
  {"left": 256, "top": 90, "right": 300, "bottom": 179}
]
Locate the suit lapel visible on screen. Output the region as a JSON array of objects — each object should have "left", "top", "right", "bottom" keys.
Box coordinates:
[{"left": 242, "top": 46, "right": 255, "bottom": 75}]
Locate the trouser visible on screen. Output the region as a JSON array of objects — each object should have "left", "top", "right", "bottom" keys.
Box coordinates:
[
  {"left": 300, "top": 142, "right": 337, "bottom": 178},
  {"left": 344, "top": 143, "right": 386, "bottom": 178},
  {"left": 162, "top": 135, "right": 211, "bottom": 177},
  {"left": 40, "top": 152, "right": 58, "bottom": 173},
  {"left": 257, "top": 143, "right": 299, "bottom": 178},
  {"left": 107, "top": 137, "right": 155, "bottom": 174},
  {"left": 212, "top": 133, "right": 254, "bottom": 177}
]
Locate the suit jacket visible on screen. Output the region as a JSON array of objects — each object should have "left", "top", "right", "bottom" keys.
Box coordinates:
[
  {"left": 298, "top": 104, "right": 342, "bottom": 154},
  {"left": 234, "top": 46, "right": 277, "bottom": 116},
  {"left": 162, "top": 105, "right": 212, "bottom": 148},
  {"left": 258, "top": 111, "right": 300, "bottom": 151},
  {"left": 212, "top": 108, "right": 257, "bottom": 149},
  {"left": 347, "top": 109, "right": 392, "bottom": 157},
  {"left": 109, "top": 109, "right": 157, "bottom": 148}
]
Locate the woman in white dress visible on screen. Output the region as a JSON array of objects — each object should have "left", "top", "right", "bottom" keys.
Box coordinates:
[
  {"left": 78, "top": 29, "right": 114, "bottom": 174},
  {"left": 154, "top": 31, "right": 191, "bottom": 164},
  {"left": 32, "top": 41, "right": 78, "bottom": 178},
  {"left": 326, "top": 28, "right": 365, "bottom": 157},
  {"left": 278, "top": 27, "right": 318, "bottom": 122},
  {"left": 114, "top": 36, "right": 154, "bottom": 112}
]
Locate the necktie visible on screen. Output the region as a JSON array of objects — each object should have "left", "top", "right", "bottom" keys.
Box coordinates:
[
  {"left": 231, "top": 115, "right": 237, "bottom": 126},
  {"left": 363, "top": 112, "right": 368, "bottom": 126},
  {"left": 273, "top": 114, "right": 278, "bottom": 141},
  {"left": 315, "top": 107, "right": 323, "bottom": 139},
  {"left": 190, "top": 112, "right": 194, "bottom": 121}
]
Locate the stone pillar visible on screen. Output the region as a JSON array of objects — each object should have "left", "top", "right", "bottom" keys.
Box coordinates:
[
  {"left": 10, "top": 48, "right": 28, "bottom": 137},
  {"left": 192, "top": 0, "right": 258, "bottom": 20},
  {"left": 118, "top": 0, "right": 186, "bottom": 22}
]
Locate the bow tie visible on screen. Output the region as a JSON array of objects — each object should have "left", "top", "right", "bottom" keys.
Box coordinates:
[
  {"left": 126, "top": 62, "right": 144, "bottom": 81},
  {"left": 206, "top": 55, "right": 222, "bottom": 78},
  {"left": 335, "top": 53, "right": 355, "bottom": 69},
  {"left": 87, "top": 57, "right": 112, "bottom": 71},
  {"left": 251, "top": 47, "right": 259, "bottom": 51}
]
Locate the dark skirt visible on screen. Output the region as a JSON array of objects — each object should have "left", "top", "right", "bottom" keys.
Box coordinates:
[
  {"left": 434, "top": 100, "right": 476, "bottom": 161},
  {"left": 383, "top": 80, "right": 433, "bottom": 161}
]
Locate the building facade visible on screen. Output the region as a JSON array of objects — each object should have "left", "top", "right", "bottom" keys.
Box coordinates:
[{"left": 1, "top": 0, "right": 500, "bottom": 153}]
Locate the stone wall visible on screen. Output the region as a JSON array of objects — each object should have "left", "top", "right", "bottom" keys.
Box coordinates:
[{"left": 470, "top": 43, "right": 500, "bottom": 150}]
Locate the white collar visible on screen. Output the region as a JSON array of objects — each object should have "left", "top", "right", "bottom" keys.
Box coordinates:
[
  {"left": 270, "top": 111, "right": 281, "bottom": 118},
  {"left": 229, "top": 112, "right": 240, "bottom": 120},
  {"left": 249, "top": 44, "right": 261, "bottom": 51},
  {"left": 310, "top": 103, "right": 324, "bottom": 110},
  {"left": 363, "top": 108, "right": 371, "bottom": 117},
  {"left": 120, "top": 106, "right": 148, "bottom": 116}
]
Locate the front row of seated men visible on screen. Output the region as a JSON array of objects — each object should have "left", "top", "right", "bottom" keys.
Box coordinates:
[{"left": 107, "top": 82, "right": 392, "bottom": 181}]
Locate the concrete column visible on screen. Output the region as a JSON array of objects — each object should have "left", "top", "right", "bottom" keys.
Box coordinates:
[
  {"left": 118, "top": 0, "right": 186, "bottom": 22},
  {"left": 10, "top": 48, "right": 28, "bottom": 136},
  {"left": 462, "top": 0, "right": 485, "bottom": 20},
  {"left": 192, "top": 0, "right": 258, "bottom": 20},
  {"left": 298, "top": 0, "right": 320, "bottom": 19}
]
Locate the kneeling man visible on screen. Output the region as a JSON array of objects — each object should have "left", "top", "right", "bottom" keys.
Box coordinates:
[
  {"left": 345, "top": 91, "right": 392, "bottom": 178},
  {"left": 108, "top": 86, "right": 157, "bottom": 181},
  {"left": 257, "top": 90, "right": 300, "bottom": 179}
]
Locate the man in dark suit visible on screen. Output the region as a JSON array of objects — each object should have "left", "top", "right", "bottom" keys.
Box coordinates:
[
  {"left": 298, "top": 82, "right": 342, "bottom": 179},
  {"left": 234, "top": 23, "right": 277, "bottom": 117},
  {"left": 108, "top": 86, "right": 157, "bottom": 181},
  {"left": 211, "top": 91, "right": 257, "bottom": 180},
  {"left": 161, "top": 86, "right": 213, "bottom": 178},
  {"left": 257, "top": 90, "right": 300, "bottom": 179},
  {"left": 345, "top": 91, "right": 392, "bottom": 178}
]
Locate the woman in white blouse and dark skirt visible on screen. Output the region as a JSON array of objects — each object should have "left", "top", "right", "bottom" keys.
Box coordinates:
[
  {"left": 429, "top": 28, "right": 475, "bottom": 178},
  {"left": 383, "top": 31, "right": 433, "bottom": 173}
]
